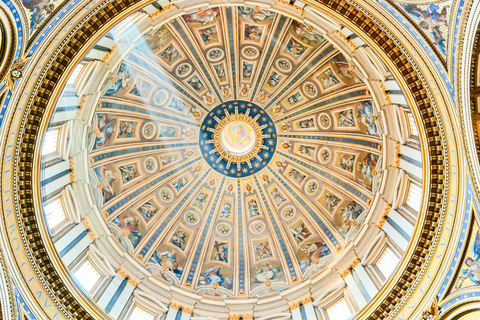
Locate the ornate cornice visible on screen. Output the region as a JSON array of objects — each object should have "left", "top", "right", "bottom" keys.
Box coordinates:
[{"left": 229, "top": 313, "right": 254, "bottom": 320}]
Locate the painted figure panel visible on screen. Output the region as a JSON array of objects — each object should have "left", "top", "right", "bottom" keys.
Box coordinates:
[
  {"left": 238, "top": 6, "right": 275, "bottom": 23},
  {"left": 183, "top": 8, "right": 220, "bottom": 26},
  {"left": 136, "top": 198, "right": 161, "bottom": 223},
  {"left": 251, "top": 262, "right": 284, "bottom": 289},
  {"left": 150, "top": 245, "right": 185, "bottom": 278},
  {"left": 105, "top": 63, "right": 134, "bottom": 96},
  {"left": 246, "top": 196, "right": 261, "bottom": 218},
  {"left": 357, "top": 153, "right": 379, "bottom": 191},
  {"left": 219, "top": 197, "right": 233, "bottom": 219},
  {"left": 198, "top": 264, "right": 233, "bottom": 290},
  {"left": 169, "top": 225, "right": 192, "bottom": 251},
  {"left": 112, "top": 212, "right": 146, "bottom": 248},
  {"left": 252, "top": 238, "right": 274, "bottom": 261},
  {"left": 283, "top": 37, "right": 309, "bottom": 61},
  {"left": 289, "top": 219, "right": 313, "bottom": 245},
  {"left": 317, "top": 189, "right": 342, "bottom": 215},
  {"left": 297, "top": 239, "right": 332, "bottom": 274},
  {"left": 118, "top": 163, "right": 140, "bottom": 185},
  {"left": 209, "top": 240, "right": 230, "bottom": 264}
]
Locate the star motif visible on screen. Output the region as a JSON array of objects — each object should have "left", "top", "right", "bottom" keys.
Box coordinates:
[
  {"left": 203, "top": 133, "right": 208, "bottom": 138},
  {"left": 217, "top": 109, "right": 222, "bottom": 114},
  {"left": 253, "top": 108, "right": 257, "bottom": 112},
  {"left": 263, "top": 153, "right": 270, "bottom": 159},
  {"left": 242, "top": 168, "right": 248, "bottom": 173},
  {"left": 209, "top": 156, "right": 215, "bottom": 161},
  {"left": 262, "top": 117, "right": 267, "bottom": 122},
  {"left": 230, "top": 169, "right": 236, "bottom": 174},
  {"left": 219, "top": 164, "right": 224, "bottom": 170},
  {"left": 204, "top": 145, "right": 209, "bottom": 151},
  {"left": 268, "top": 128, "right": 273, "bottom": 133},
  {"left": 267, "top": 139, "right": 274, "bottom": 145},
  {"left": 207, "top": 120, "right": 212, "bottom": 124},
  {"left": 254, "top": 162, "right": 260, "bottom": 168}
]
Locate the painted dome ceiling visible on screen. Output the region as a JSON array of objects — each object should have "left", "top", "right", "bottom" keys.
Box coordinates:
[{"left": 43, "top": 2, "right": 401, "bottom": 305}]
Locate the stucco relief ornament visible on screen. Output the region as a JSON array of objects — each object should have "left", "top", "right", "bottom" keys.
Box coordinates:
[
  {"left": 276, "top": 160, "right": 286, "bottom": 170},
  {"left": 273, "top": 105, "right": 283, "bottom": 115},
  {"left": 239, "top": 84, "right": 250, "bottom": 97},
  {"left": 262, "top": 174, "right": 270, "bottom": 184},
  {"left": 5, "top": 56, "right": 30, "bottom": 92},
  {"left": 221, "top": 86, "right": 231, "bottom": 97},
  {"left": 422, "top": 297, "right": 439, "bottom": 320},
  {"left": 203, "top": 93, "right": 215, "bottom": 105},
  {"left": 258, "top": 91, "right": 268, "bottom": 102},
  {"left": 280, "top": 123, "right": 290, "bottom": 132}
]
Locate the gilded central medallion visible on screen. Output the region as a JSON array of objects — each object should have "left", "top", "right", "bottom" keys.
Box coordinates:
[
  {"left": 216, "top": 116, "right": 262, "bottom": 161},
  {"left": 200, "top": 100, "right": 277, "bottom": 177}
]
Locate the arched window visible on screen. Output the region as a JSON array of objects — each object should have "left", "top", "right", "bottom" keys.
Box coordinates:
[
  {"left": 326, "top": 298, "right": 353, "bottom": 320},
  {"left": 405, "top": 182, "right": 422, "bottom": 212},
  {"left": 128, "top": 306, "right": 155, "bottom": 320},
  {"left": 375, "top": 246, "right": 400, "bottom": 279},
  {"left": 44, "top": 197, "right": 67, "bottom": 230},
  {"left": 73, "top": 258, "right": 101, "bottom": 292}
]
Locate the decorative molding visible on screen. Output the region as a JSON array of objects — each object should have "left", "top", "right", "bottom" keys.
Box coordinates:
[
  {"left": 127, "top": 278, "right": 140, "bottom": 287},
  {"left": 87, "top": 231, "right": 98, "bottom": 242},
  {"left": 182, "top": 306, "right": 194, "bottom": 315},
  {"left": 394, "top": 140, "right": 402, "bottom": 168},
  {"left": 101, "top": 44, "right": 117, "bottom": 63},
  {"left": 288, "top": 301, "right": 301, "bottom": 310},
  {"left": 275, "top": 0, "right": 304, "bottom": 14},
  {"left": 339, "top": 257, "right": 361, "bottom": 278},
  {"left": 377, "top": 201, "right": 392, "bottom": 229},
  {"left": 149, "top": 4, "right": 177, "bottom": 20},
  {"left": 421, "top": 297, "right": 439, "bottom": 320},
  {"left": 4, "top": 56, "right": 30, "bottom": 92},
  {"left": 170, "top": 301, "right": 181, "bottom": 311}
]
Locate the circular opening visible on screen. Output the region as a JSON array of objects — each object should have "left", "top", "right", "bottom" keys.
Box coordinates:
[{"left": 220, "top": 120, "right": 257, "bottom": 156}]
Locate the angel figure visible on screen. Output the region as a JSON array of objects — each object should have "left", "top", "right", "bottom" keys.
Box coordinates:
[
  {"left": 458, "top": 231, "right": 480, "bottom": 287},
  {"left": 403, "top": 4, "right": 448, "bottom": 55}
]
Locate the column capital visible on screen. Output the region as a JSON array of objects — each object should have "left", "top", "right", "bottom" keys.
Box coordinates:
[
  {"left": 229, "top": 313, "right": 253, "bottom": 320},
  {"left": 288, "top": 301, "right": 301, "bottom": 310},
  {"left": 170, "top": 301, "right": 182, "bottom": 311},
  {"left": 339, "top": 257, "right": 361, "bottom": 278},
  {"left": 300, "top": 295, "right": 312, "bottom": 305},
  {"left": 181, "top": 306, "right": 194, "bottom": 315}
]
